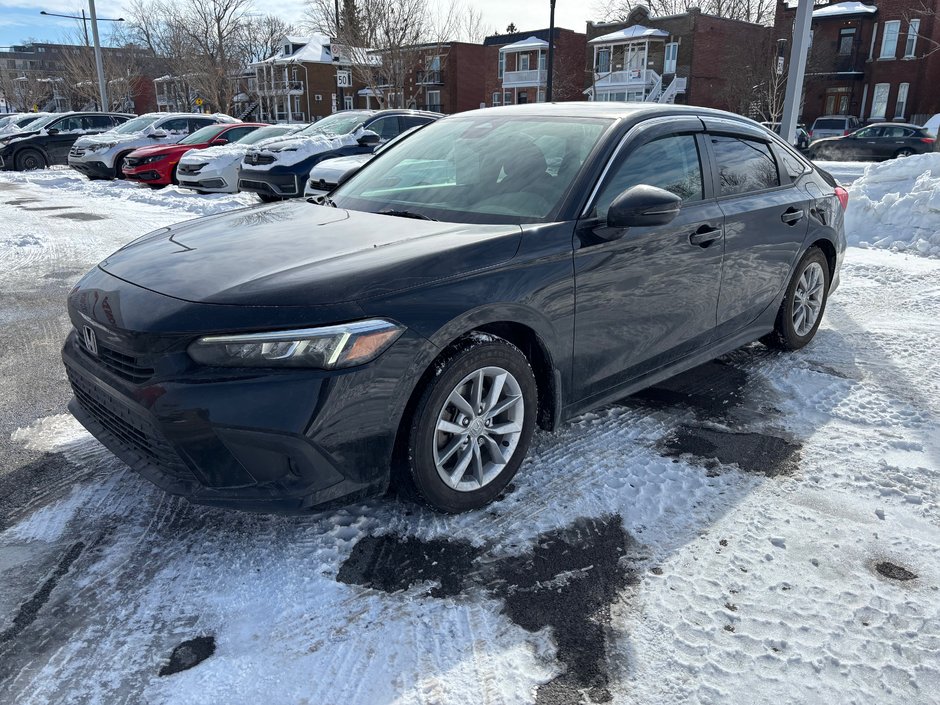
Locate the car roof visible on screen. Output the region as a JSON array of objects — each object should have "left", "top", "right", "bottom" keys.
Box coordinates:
[
  {"left": 368, "top": 109, "right": 443, "bottom": 118},
  {"left": 863, "top": 122, "right": 923, "bottom": 129},
  {"left": 814, "top": 115, "right": 855, "bottom": 121}
]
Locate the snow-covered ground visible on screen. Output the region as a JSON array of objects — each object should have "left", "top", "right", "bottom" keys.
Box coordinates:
[{"left": 1, "top": 164, "right": 938, "bottom": 704}]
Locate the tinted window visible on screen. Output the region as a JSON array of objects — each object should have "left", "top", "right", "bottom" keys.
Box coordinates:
[
  {"left": 50, "top": 116, "right": 84, "bottom": 132},
  {"left": 854, "top": 126, "right": 882, "bottom": 138},
  {"left": 710, "top": 135, "right": 779, "bottom": 196},
  {"left": 814, "top": 119, "right": 846, "bottom": 130},
  {"left": 159, "top": 118, "right": 190, "bottom": 133},
  {"left": 775, "top": 145, "right": 809, "bottom": 180},
  {"left": 595, "top": 134, "right": 703, "bottom": 219},
  {"left": 83, "top": 115, "right": 114, "bottom": 130},
  {"left": 220, "top": 126, "right": 257, "bottom": 142},
  {"left": 366, "top": 116, "right": 401, "bottom": 140},
  {"left": 189, "top": 118, "right": 217, "bottom": 131},
  {"left": 881, "top": 126, "right": 915, "bottom": 137},
  {"left": 400, "top": 116, "right": 433, "bottom": 130}
]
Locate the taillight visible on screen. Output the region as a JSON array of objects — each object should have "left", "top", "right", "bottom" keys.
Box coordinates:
[
  {"left": 834, "top": 186, "right": 849, "bottom": 210},
  {"left": 920, "top": 137, "right": 935, "bottom": 144},
  {"left": 843, "top": 130, "right": 850, "bottom": 135}
]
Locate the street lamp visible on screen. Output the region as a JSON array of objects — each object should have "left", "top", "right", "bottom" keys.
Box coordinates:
[
  {"left": 546, "top": 0, "right": 556, "bottom": 102},
  {"left": 40, "top": 9, "right": 124, "bottom": 47},
  {"left": 40, "top": 4, "right": 124, "bottom": 111}
]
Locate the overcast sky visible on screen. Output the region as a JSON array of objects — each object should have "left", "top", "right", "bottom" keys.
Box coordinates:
[{"left": 0, "top": 0, "right": 597, "bottom": 49}]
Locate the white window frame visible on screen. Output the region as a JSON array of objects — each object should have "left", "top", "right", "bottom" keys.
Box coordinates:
[
  {"left": 497, "top": 52, "right": 504, "bottom": 79},
  {"left": 426, "top": 89, "right": 440, "bottom": 109},
  {"left": 664, "top": 42, "right": 678, "bottom": 74},
  {"left": 904, "top": 19, "right": 920, "bottom": 57},
  {"left": 895, "top": 82, "right": 909, "bottom": 119},
  {"left": 871, "top": 82, "right": 890, "bottom": 119},
  {"left": 596, "top": 47, "right": 611, "bottom": 74},
  {"left": 492, "top": 91, "right": 501, "bottom": 106},
  {"left": 344, "top": 95, "right": 353, "bottom": 110},
  {"left": 519, "top": 54, "right": 530, "bottom": 72},
  {"left": 880, "top": 20, "right": 900, "bottom": 59}
]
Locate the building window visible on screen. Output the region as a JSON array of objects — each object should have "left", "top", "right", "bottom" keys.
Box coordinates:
[
  {"left": 904, "top": 19, "right": 920, "bottom": 57},
  {"left": 824, "top": 86, "right": 852, "bottom": 115},
  {"left": 596, "top": 47, "right": 611, "bottom": 74},
  {"left": 492, "top": 92, "right": 501, "bottom": 106},
  {"left": 503, "top": 91, "right": 512, "bottom": 105},
  {"left": 838, "top": 28, "right": 855, "bottom": 55},
  {"left": 539, "top": 52, "right": 546, "bottom": 71},
  {"left": 518, "top": 90, "right": 528, "bottom": 104},
  {"left": 664, "top": 42, "right": 678, "bottom": 74},
  {"left": 895, "top": 82, "right": 909, "bottom": 119},
  {"left": 426, "top": 89, "right": 441, "bottom": 110},
  {"left": 519, "top": 54, "right": 530, "bottom": 71},
  {"left": 498, "top": 52, "right": 504, "bottom": 78},
  {"left": 880, "top": 20, "right": 900, "bottom": 59},
  {"left": 870, "top": 82, "right": 890, "bottom": 118}
]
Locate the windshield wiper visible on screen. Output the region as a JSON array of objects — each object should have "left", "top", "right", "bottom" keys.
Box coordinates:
[{"left": 377, "top": 208, "right": 437, "bottom": 221}]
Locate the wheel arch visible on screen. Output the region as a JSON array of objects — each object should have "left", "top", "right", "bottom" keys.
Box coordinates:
[
  {"left": 808, "top": 237, "right": 837, "bottom": 283},
  {"left": 14, "top": 145, "right": 49, "bottom": 167}
]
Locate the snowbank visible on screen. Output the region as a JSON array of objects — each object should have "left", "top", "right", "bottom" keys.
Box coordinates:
[{"left": 844, "top": 153, "right": 940, "bottom": 258}]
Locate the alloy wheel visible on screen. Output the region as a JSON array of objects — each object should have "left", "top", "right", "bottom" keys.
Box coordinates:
[
  {"left": 792, "top": 261, "right": 825, "bottom": 336},
  {"left": 432, "top": 366, "right": 524, "bottom": 492}
]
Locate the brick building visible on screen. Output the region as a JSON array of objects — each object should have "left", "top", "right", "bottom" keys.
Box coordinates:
[
  {"left": 406, "top": 42, "right": 488, "bottom": 113},
  {"left": 773, "top": 0, "right": 940, "bottom": 125},
  {"left": 482, "top": 28, "right": 587, "bottom": 106},
  {"left": 585, "top": 7, "right": 771, "bottom": 108}
]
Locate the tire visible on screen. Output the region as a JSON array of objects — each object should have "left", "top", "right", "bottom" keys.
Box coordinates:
[
  {"left": 895, "top": 148, "right": 914, "bottom": 158},
  {"left": 114, "top": 152, "right": 133, "bottom": 178},
  {"left": 15, "top": 149, "right": 47, "bottom": 171},
  {"left": 762, "top": 247, "right": 830, "bottom": 351},
  {"left": 403, "top": 335, "right": 538, "bottom": 513}
]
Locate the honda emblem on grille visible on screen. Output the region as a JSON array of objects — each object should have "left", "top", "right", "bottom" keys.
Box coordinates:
[{"left": 82, "top": 325, "right": 98, "bottom": 356}]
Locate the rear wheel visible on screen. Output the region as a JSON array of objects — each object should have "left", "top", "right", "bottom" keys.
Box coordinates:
[
  {"left": 15, "top": 149, "right": 46, "bottom": 171},
  {"left": 762, "top": 247, "right": 830, "bottom": 351},
  {"left": 404, "top": 335, "right": 537, "bottom": 513},
  {"left": 895, "top": 148, "right": 914, "bottom": 158},
  {"left": 114, "top": 152, "right": 133, "bottom": 178}
]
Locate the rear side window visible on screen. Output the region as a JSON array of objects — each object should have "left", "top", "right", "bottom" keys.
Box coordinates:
[
  {"left": 189, "top": 117, "right": 217, "bottom": 131},
  {"left": 882, "top": 126, "right": 915, "bottom": 137},
  {"left": 401, "top": 116, "right": 433, "bottom": 130},
  {"left": 814, "top": 119, "right": 845, "bottom": 130},
  {"left": 595, "top": 134, "right": 703, "bottom": 219},
  {"left": 219, "top": 126, "right": 256, "bottom": 142},
  {"left": 366, "top": 116, "right": 401, "bottom": 140},
  {"left": 83, "top": 115, "right": 113, "bottom": 130},
  {"left": 160, "top": 118, "right": 190, "bottom": 133},
  {"left": 709, "top": 135, "right": 780, "bottom": 196}
]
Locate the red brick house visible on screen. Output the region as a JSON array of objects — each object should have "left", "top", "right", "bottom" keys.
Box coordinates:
[
  {"left": 773, "top": 0, "right": 940, "bottom": 124},
  {"left": 406, "top": 42, "right": 488, "bottom": 113},
  {"left": 482, "top": 28, "right": 587, "bottom": 106},
  {"left": 585, "top": 7, "right": 770, "bottom": 108}
]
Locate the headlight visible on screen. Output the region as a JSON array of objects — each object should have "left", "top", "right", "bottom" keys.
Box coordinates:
[
  {"left": 187, "top": 319, "right": 404, "bottom": 369},
  {"left": 140, "top": 154, "right": 167, "bottom": 164}
]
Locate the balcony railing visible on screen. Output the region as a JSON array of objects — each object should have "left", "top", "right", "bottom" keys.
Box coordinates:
[
  {"left": 502, "top": 69, "right": 547, "bottom": 87},
  {"left": 257, "top": 80, "right": 304, "bottom": 96},
  {"left": 593, "top": 68, "right": 660, "bottom": 88},
  {"left": 417, "top": 69, "right": 443, "bottom": 85}
]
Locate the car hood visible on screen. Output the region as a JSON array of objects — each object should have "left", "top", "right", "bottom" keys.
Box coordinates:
[
  {"left": 309, "top": 154, "right": 372, "bottom": 181},
  {"left": 179, "top": 142, "right": 253, "bottom": 167},
  {"left": 75, "top": 131, "right": 147, "bottom": 147},
  {"left": 99, "top": 202, "right": 523, "bottom": 307}
]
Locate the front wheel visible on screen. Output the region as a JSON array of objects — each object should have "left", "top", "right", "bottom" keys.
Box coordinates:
[
  {"left": 15, "top": 149, "right": 47, "bottom": 171},
  {"left": 895, "top": 148, "right": 914, "bottom": 158},
  {"left": 762, "top": 247, "right": 830, "bottom": 351},
  {"left": 404, "top": 336, "right": 538, "bottom": 513}
]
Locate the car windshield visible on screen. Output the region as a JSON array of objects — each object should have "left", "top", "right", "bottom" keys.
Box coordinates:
[
  {"left": 297, "top": 112, "right": 370, "bottom": 137},
  {"left": 180, "top": 125, "right": 227, "bottom": 145},
  {"left": 331, "top": 115, "right": 610, "bottom": 225},
  {"left": 110, "top": 115, "right": 160, "bottom": 134},
  {"left": 15, "top": 114, "right": 46, "bottom": 129},
  {"left": 236, "top": 125, "right": 296, "bottom": 145},
  {"left": 814, "top": 119, "right": 845, "bottom": 130},
  {"left": 23, "top": 113, "right": 60, "bottom": 130}
]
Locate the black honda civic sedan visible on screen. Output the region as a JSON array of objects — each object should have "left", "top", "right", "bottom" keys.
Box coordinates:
[{"left": 63, "top": 104, "right": 846, "bottom": 513}]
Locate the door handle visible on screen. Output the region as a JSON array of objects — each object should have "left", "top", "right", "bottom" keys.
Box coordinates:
[
  {"left": 689, "top": 225, "right": 722, "bottom": 247},
  {"left": 781, "top": 207, "right": 805, "bottom": 225}
]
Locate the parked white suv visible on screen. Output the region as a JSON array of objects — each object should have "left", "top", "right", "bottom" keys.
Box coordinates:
[
  {"left": 68, "top": 112, "right": 239, "bottom": 179},
  {"left": 809, "top": 115, "right": 862, "bottom": 142}
]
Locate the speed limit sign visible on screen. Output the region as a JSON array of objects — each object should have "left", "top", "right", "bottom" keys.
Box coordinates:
[{"left": 336, "top": 70, "right": 352, "bottom": 88}]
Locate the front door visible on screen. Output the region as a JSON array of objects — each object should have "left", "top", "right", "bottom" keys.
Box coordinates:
[
  {"left": 701, "top": 124, "right": 810, "bottom": 338},
  {"left": 46, "top": 115, "right": 86, "bottom": 163},
  {"left": 572, "top": 122, "right": 724, "bottom": 401}
]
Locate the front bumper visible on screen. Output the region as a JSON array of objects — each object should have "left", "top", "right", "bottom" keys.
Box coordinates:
[
  {"left": 62, "top": 325, "right": 425, "bottom": 511},
  {"left": 123, "top": 162, "right": 172, "bottom": 185},
  {"left": 238, "top": 167, "right": 302, "bottom": 197},
  {"left": 177, "top": 165, "right": 234, "bottom": 193},
  {"left": 69, "top": 156, "right": 114, "bottom": 179}
]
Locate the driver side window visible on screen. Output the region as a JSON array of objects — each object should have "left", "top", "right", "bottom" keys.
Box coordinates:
[{"left": 594, "top": 134, "right": 703, "bottom": 220}]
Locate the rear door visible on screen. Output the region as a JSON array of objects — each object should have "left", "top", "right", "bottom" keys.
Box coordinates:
[
  {"left": 702, "top": 118, "right": 810, "bottom": 340},
  {"left": 849, "top": 126, "right": 882, "bottom": 159},
  {"left": 572, "top": 117, "right": 725, "bottom": 400},
  {"left": 876, "top": 125, "right": 915, "bottom": 158}
]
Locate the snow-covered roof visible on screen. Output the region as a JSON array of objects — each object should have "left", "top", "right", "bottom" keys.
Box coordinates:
[
  {"left": 590, "top": 25, "right": 670, "bottom": 44},
  {"left": 812, "top": 2, "right": 877, "bottom": 18},
  {"left": 499, "top": 36, "right": 549, "bottom": 52},
  {"left": 259, "top": 34, "right": 334, "bottom": 65}
]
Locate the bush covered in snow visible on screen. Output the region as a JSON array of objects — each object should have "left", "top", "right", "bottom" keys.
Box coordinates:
[{"left": 845, "top": 153, "right": 940, "bottom": 257}]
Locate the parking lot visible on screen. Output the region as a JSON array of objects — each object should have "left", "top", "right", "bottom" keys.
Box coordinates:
[{"left": 1, "top": 168, "right": 938, "bottom": 704}]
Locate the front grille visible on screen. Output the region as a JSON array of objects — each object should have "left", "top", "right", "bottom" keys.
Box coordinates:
[
  {"left": 70, "top": 147, "right": 85, "bottom": 157},
  {"left": 244, "top": 152, "right": 275, "bottom": 166},
  {"left": 67, "top": 366, "right": 180, "bottom": 469},
  {"left": 238, "top": 178, "right": 275, "bottom": 193},
  {"left": 78, "top": 335, "right": 155, "bottom": 383},
  {"left": 178, "top": 162, "right": 205, "bottom": 176}
]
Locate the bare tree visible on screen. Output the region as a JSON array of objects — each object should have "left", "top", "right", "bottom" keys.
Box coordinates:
[
  {"left": 236, "top": 15, "right": 297, "bottom": 66},
  {"left": 598, "top": 0, "right": 776, "bottom": 25},
  {"left": 0, "top": 70, "right": 51, "bottom": 112}
]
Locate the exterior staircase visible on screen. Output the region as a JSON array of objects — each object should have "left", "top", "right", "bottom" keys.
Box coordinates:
[
  {"left": 658, "top": 77, "right": 688, "bottom": 104},
  {"left": 237, "top": 100, "right": 260, "bottom": 121}
]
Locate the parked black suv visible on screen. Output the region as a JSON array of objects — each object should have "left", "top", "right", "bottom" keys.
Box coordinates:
[
  {"left": 237, "top": 109, "right": 441, "bottom": 200},
  {"left": 807, "top": 123, "right": 937, "bottom": 161},
  {"left": 0, "top": 111, "right": 133, "bottom": 170},
  {"left": 63, "top": 103, "right": 846, "bottom": 514}
]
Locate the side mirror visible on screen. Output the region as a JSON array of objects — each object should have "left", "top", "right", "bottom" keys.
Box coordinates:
[
  {"left": 211, "top": 138, "right": 229, "bottom": 145},
  {"left": 149, "top": 129, "right": 168, "bottom": 139},
  {"left": 607, "top": 185, "right": 681, "bottom": 229},
  {"left": 46, "top": 127, "right": 60, "bottom": 135},
  {"left": 357, "top": 130, "right": 380, "bottom": 147}
]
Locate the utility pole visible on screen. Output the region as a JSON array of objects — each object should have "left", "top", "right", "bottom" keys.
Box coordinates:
[
  {"left": 780, "top": 0, "right": 812, "bottom": 145},
  {"left": 546, "top": 0, "right": 556, "bottom": 102},
  {"left": 335, "top": 0, "right": 345, "bottom": 110},
  {"left": 88, "top": 0, "right": 108, "bottom": 111}
]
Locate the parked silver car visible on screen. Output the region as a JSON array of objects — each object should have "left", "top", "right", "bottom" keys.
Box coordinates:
[{"left": 809, "top": 115, "right": 862, "bottom": 142}]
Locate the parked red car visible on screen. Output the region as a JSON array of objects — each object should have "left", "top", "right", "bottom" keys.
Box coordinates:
[{"left": 122, "top": 122, "right": 265, "bottom": 187}]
